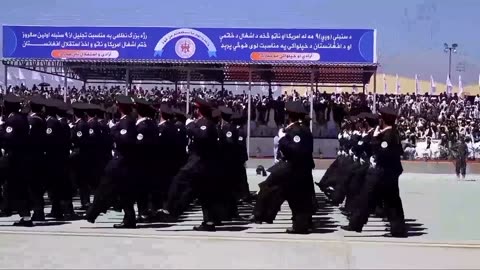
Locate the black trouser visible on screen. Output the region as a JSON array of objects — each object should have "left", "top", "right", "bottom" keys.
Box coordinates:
[
  {"left": 167, "top": 155, "right": 220, "bottom": 223},
  {"left": 47, "top": 154, "right": 73, "bottom": 216},
  {"left": 348, "top": 167, "right": 383, "bottom": 230},
  {"left": 26, "top": 154, "right": 46, "bottom": 216},
  {"left": 455, "top": 158, "right": 467, "bottom": 177},
  {"left": 7, "top": 155, "right": 31, "bottom": 217},
  {"left": 380, "top": 172, "right": 406, "bottom": 235}
]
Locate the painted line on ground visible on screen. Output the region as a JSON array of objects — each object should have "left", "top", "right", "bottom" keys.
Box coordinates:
[{"left": 1, "top": 229, "right": 480, "bottom": 249}]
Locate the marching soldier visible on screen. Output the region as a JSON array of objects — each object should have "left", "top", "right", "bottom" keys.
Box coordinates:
[
  {"left": 162, "top": 98, "right": 221, "bottom": 231},
  {"left": 2, "top": 94, "right": 32, "bottom": 226},
  {"left": 153, "top": 104, "right": 178, "bottom": 211},
  {"left": 70, "top": 102, "right": 91, "bottom": 210},
  {"left": 343, "top": 107, "right": 407, "bottom": 238},
  {"left": 87, "top": 95, "right": 137, "bottom": 228},
  {"left": 44, "top": 99, "right": 69, "bottom": 220},
  {"left": 452, "top": 136, "right": 468, "bottom": 180},
  {"left": 133, "top": 98, "right": 159, "bottom": 221},
  {"left": 26, "top": 95, "right": 47, "bottom": 221},
  {"left": 54, "top": 100, "right": 79, "bottom": 219}
]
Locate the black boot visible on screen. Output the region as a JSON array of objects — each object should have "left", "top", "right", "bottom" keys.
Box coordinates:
[
  {"left": 13, "top": 218, "right": 34, "bottom": 227},
  {"left": 193, "top": 222, "right": 216, "bottom": 232}
]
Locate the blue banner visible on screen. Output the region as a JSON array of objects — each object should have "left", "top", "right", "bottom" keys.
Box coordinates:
[{"left": 3, "top": 25, "right": 376, "bottom": 63}]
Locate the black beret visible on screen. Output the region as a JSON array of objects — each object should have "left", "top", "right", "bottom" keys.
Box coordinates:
[
  {"left": 378, "top": 107, "right": 398, "bottom": 118},
  {"left": 212, "top": 108, "right": 221, "bottom": 118},
  {"left": 194, "top": 97, "right": 212, "bottom": 109},
  {"left": 4, "top": 94, "right": 22, "bottom": 104},
  {"left": 30, "top": 95, "right": 46, "bottom": 106},
  {"left": 160, "top": 104, "right": 173, "bottom": 115},
  {"left": 219, "top": 106, "right": 233, "bottom": 115},
  {"left": 285, "top": 101, "right": 307, "bottom": 115},
  {"left": 115, "top": 95, "right": 134, "bottom": 105}
]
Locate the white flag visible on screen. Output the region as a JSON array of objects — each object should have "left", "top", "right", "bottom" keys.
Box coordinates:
[
  {"left": 261, "top": 82, "right": 267, "bottom": 93},
  {"left": 383, "top": 74, "right": 387, "bottom": 94},
  {"left": 235, "top": 81, "right": 239, "bottom": 92},
  {"left": 18, "top": 69, "right": 26, "bottom": 81},
  {"left": 458, "top": 75, "right": 464, "bottom": 96},
  {"left": 446, "top": 75, "right": 453, "bottom": 95},
  {"left": 430, "top": 75, "right": 436, "bottom": 94},
  {"left": 7, "top": 71, "right": 13, "bottom": 81},
  {"left": 352, "top": 85, "right": 358, "bottom": 94},
  {"left": 335, "top": 83, "right": 342, "bottom": 94},
  {"left": 395, "top": 74, "right": 400, "bottom": 95},
  {"left": 414, "top": 74, "right": 420, "bottom": 95},
  {"left": 32, "top": 71, "right": 43, "bottom": 82}
]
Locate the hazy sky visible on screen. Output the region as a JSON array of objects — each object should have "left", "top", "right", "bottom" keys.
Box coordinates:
[{"left": 1, "top": 0, "right": 479, "bottom": 83}]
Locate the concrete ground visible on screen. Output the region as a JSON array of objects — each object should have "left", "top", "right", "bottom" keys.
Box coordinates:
[{"left": 1, "top": 169, "right": 480, "bottom": 269}]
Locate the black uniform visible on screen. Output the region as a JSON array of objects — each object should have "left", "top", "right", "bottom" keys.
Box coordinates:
[
  {"left": 70, "top": 106, "right": 91, "bottom": 208},
  {"left": 453, "top": 139, "right": 468, "bottom": 178},
  {"left": 154, "top": 117, "right": 178, "bottom": 210},
  {"left": 27, "top": 110, "right": 47, "bottom": 220},
  {"left": 3, "top": 108, "right": 31, "bottom": 222},
  {"left": 165, "top": 99, "right": 221, "bottom": 231}
]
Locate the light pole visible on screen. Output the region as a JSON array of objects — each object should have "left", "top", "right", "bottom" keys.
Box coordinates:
[{"left": 444, "top": 43, "right": 458, "bottom": 79}]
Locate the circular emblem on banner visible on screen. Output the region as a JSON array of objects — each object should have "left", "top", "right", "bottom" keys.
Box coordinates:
[
  {"left": 175, "top": 38, "right": 196, "bottom": 59},
  {"left": 120, "top": 129, "right": 127, "bottom": 135},
  {"left": 226, "top": 131, "right": 232, "bottom": 138},
  {"left": 137, "top": 133, "right": 144, "bottom": 141},
  {"left": 293, "top": 135, "right": 301, "bottom": 143},
  {"left": 6, "top": 127, "right": 12, "bottom": 133},
  {"left": 200, "top": 125, "right": 207, "bottom": 131},
  {"left": 89, "top": 128, "right": 94, "bottom": 135},
  {"left": 46, "top": 128, "right": 52, "bottom": 135},
  {"left": 76, "top": 131, "right": 82, "bottom": 137},
  {"left": 381, "top": 141, "right": 388, "bottom": 148}
]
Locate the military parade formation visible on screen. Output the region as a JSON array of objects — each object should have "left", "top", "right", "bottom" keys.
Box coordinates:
[{"left": 0, "top": 92, "right": 408, "bottom": 237}]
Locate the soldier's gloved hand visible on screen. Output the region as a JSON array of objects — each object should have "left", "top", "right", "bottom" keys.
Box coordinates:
[
  {"left": 373, "top": 126, "right": 381, "bottom": 137},
  {"left": 278, "top": 129, "right": 286, "bottom": 139},
  {"left": 369, "top": 156, "right": 376, "bottom": 167},
  {"left": 186, "top": 119, "right": 195, "bottom": 126}
]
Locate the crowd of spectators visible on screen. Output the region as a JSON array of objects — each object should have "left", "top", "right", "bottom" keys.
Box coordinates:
[{"left": 2, "top": 83, "right": 480, "bottom": 160}]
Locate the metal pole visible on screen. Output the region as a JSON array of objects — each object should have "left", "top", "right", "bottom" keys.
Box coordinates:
[
  {"left": 309, "top": 70, "right": 314, "bottom": 132},
  {"left": 247, "top": 68, "right": 252, "bottom": 158},
  {"left": 186, "top": 69, "right": 191, "bottom": 115},
  {"left": 125, "top": 69, "right": 130, "bottom": 95},
  {"left": 63, "top": 65, "right": 68, "bottom": 103},
  {"left": 448, "top": 49, "right": 452, "bottom": 80},
  {"left": 4, "top": 65, "right": 7, "bottom": 94},
  {"left": 373, "top": 71, "right": 377, "bottom": 114}
]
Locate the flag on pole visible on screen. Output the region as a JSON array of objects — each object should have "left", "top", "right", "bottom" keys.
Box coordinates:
[
  {"left": 335, "top": 83, "right": 342, "bottom": 94},
  {"left": 18, "top": 69, "right": 26, "bottom": 81},
  {"left": 383, "top": 74, "right": 387, "bottom": 94},
  {"left": 235, "top": 81, "right": 239, "bottom": 92},
  {"left": 414, "top": 74, "right": 420, "bottom": 95},
  {"left": 395, "top": 74, "right": 400, "bottom": 95},
  {"left": 352, "top": 85, "right": 358, "bottom": 94},
  {"left": 7, "top": 71, "right": 13, "bottom": 82},
  {"left": 32, "top": 71, "right": 43, "bottom": 81},
  {"left": 430, "top": 75, "right": 436, "bottom": 94},
  {"left": 458, "top": 75, "right": 464, "bottom": 97},
  {"left": 446, "top": 75, "right": 453, "bottom": 96}
]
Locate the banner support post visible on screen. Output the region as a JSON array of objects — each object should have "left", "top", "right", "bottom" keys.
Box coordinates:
[
  {"left": 247, "top": 68, "right": 252, "bottom": 157},
  {"left": 186, "top": 69, "right": 191, "bottom": 115}
]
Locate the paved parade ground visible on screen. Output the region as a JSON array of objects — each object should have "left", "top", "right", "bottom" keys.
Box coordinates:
[{"left": 1, "top": 169, "right": 480, "bottom": 269}]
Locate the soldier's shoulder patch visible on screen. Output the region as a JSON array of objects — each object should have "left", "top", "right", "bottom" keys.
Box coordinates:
[
  {"left": 293, "top": 135, "right": 301, "bottom": 143},
  {"left": 6, "top": 126, "right": 12, "bottom": 133},
  {"left": 137, "top": 133, "right": 144, "bottom": 141},
  {"left": 226, "top": 131, "right": 232, "bottom": 138},
  {"left": 46, "top": 128, "right": 52, "bottom": 135},
  {"left": 381, "top": 141, "right": 388, "bottom": 148},
  {"left": 77, "top": 131, "right": 82, "bottom": 137},
  {"left": 120, "top": 129, "right": 127, "bottom": 135},
  {"left": 200, "top": 125, "right": 207, "bottom": 131}
]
